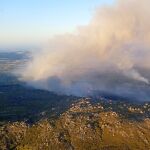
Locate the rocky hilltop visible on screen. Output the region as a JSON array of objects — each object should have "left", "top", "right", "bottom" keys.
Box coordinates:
[{"left": 0, "top": 98, "right": 150, "bottom": 150}]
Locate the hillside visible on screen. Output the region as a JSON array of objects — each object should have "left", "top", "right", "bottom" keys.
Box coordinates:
[{"left": 0, "top": 98, "right": 150, "bottom": 150}]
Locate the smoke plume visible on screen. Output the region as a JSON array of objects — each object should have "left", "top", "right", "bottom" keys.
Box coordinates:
[{"left": 19, "top": 0, "right": 150, "bottom": 100}]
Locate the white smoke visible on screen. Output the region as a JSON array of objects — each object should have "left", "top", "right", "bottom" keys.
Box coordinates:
[{"left": 18, "top": 0, "right": 150, "bottom": 100}]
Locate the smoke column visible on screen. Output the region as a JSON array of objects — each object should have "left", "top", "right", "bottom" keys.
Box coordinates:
[{"left": 18, "top": 0, "right": 150, "bottom": 100}]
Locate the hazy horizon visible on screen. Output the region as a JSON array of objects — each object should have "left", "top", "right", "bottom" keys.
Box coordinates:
[{"left": 0, "top": 0, "right": 115, "bottom": 50}]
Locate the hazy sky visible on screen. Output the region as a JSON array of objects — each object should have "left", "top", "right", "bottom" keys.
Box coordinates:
[{"left": 0, "top": 0, "right": 115, "bottom": 49}]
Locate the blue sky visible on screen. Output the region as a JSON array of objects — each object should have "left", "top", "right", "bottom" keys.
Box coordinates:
[{"left": 0, "top": 0, "right": 115, "bottom": 49}]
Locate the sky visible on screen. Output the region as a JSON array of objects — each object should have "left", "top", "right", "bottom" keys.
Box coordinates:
[{"left": 0, "top": 0, "right": 115, "bottom": 50}]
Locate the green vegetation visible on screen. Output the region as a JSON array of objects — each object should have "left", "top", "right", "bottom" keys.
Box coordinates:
[
  {"left": 0, "top": 82, "right": 77, "bottom": 124},
  {"left": 0, "top": 99, "right": 150, "bottom": 150}
]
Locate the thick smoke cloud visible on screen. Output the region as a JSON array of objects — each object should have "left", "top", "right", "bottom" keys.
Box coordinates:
[{"left": 19, "top": 0, "right": 150, "bottom": 100}]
